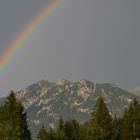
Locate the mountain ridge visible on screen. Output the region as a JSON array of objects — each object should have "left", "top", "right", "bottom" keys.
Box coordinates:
[{"left": 1, "top": 79, "right": 139, "bottom": 138}]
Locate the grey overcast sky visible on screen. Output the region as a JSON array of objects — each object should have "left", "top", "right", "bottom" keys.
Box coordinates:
[{"left": 0, "top": 0, "right": 140, "bottom": 97}]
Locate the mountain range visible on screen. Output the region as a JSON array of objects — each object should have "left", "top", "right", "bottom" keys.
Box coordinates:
[{"left": 1, "top": 79, "right": 140, "bottom": 138}]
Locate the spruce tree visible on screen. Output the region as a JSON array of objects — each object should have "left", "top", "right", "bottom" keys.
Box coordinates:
[
  {"left": 121, "top": 99, "right": 140, "bottom": 140},
  {"left": 19, "top": 103, "right": 31, "bottom": 140},
  {"left": 0, "top": 91, "right": 31, "bottom": 140},
  {"left": 79, "top": 121, "right": 93, "bottom": 140},
  {"left": 113, "top": 117, "right": 122, "bottom": 140},
  {"left": 57, "top": 116, "right": 65, "bottom": 140},
  {"left": 37, "top": 126, "right": 47, "bottom": 140},
  {"left": 58, "top": 116, "right": 65, "bottom": 131},
  {"left": 133, "top": 99, "right": 140, "bottom": 139},
  {"left": 3, "top": 91, "right": 23, "bottom": 139},
  {"left": 91, "top": 96, "right": 114, "bottom": 140},
  {"left": 64, "top": 118, "right": 80, "bottom": 140},
  {"left": 46, "top": 127, "right": 57, "bottom": 140},
  {"left": 121, "top": 107, "right": 133, "bottom": 140},
  {"left": 0, "top": 105, "right": 12, "bottom": 140}
]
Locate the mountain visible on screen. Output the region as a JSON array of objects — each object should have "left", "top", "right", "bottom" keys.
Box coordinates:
[
  {"left": 0, "top": 79, "right": 139, "bottom": 138},
  {"left": 133, "top": 86, "right": 140, "bottom": 97},
  {"left": 13, "top": 79, "right": 139, "bottom": 138}
]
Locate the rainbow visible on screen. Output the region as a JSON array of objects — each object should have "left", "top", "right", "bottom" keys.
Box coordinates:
[{"left": 0, "top": 0, "right": 62, "bottom": 71}]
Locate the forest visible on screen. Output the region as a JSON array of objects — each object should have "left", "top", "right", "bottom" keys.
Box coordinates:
[{"left": 0, "top": 91, "right": 140, "bottom": 140}]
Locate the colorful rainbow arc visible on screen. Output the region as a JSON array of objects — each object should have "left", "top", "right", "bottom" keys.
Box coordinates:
[{"left": 0, "top": 0, "right": 62, "bottom": 71}]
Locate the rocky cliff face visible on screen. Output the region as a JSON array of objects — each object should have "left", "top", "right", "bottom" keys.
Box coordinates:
[{"left": 15, "top": 79, "right": 139, "bottom": 137}]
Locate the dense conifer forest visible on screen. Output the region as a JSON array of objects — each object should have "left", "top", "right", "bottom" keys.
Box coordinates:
[{"left": 0, "top": 91, "right": 140, "bottom": 140}]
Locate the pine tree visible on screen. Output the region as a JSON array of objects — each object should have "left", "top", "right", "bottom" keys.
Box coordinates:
[
  {"left": 133, "top": 99, "right": 140, "bottom": 139},
  {"left": 112, "top": 117, "right": 122, "bottom": 140},
  {"left": 0, "top": 105, "right": 11, "bottom": 140},
  {"left": 79, "top": 121, "right": 93, "bottom": 140},
  {"left": 58, "top": 116, "right": 65, "bottom": 131},
  {"left": 46, "top": 127, "right": 57, "bottom": 140},
  {"left": 0, "top": 91, "right": 31, "bottom": 140},
  {"left": 91, "top": 96, "right": 114, "bottom": 140},
  {"left": 3, "top": 91, "right": 22, "bottom": 139},
  {"left": 57, "top": 116, "right": 65, "bottom": 140},
  {"left": 121, "top": 107, "right": 133, "bottom": 140},
  {"left": 64, "top": 118, "right": 80, "bottom": 140},
  {"left": 121, "top": 99, "right": 140, "bottom": 140},
  {"left": 37, "top": 126, "right": 47, "bottom": 140},
  {"left": 19, "top": 103, "right": 31, "bottom": 140}
]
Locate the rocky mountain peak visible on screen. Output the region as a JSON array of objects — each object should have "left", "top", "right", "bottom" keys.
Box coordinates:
[
  {"left": 56, "top": 79, "right": 71, "bottom": 87},
  {"left": 4, "top": 79, "right": 139, "bottom": 138}
]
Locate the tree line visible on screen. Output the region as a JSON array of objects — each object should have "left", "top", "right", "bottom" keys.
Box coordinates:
[{"left": 0, "top": 91, "right": 140, "bottom": 140}]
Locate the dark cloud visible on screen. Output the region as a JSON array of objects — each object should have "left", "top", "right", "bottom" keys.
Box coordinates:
[{"left": 0, "top": 0, "right": 140, "bottom": 97}]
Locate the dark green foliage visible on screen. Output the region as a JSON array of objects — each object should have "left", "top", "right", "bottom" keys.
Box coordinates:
[
  {"left": 121, "top": 99, "right": 140, "bottom": 140},
  {"left": 0, "top": 91, "right": 31, "bottom": 140},
  {"left": 112, "top": 117, "right": 122, "bottom": 140},
  {"left": 37, "top": 118, "right": 80, "bottom": 140},
  {"left": 37, "top": 126, "right": 57, "bottom": 140},
  {"left": 20, "top": 105, "right": 31, "bottom": 140},
  {"left": 57, "top": 116, "right": 65, "bottom": 132},
  {"left": 46, "top": 127, "right": 57, "bottom": 140},
  {"left": 91, "top": 96, "right": 114, "bottom": 140},
  {"left": 79, "top": 121, "right": 94, "bottom": 140},
  {"left": 64, "top": 118, "right": 80, "bottom": 140},
  {"left": 37, "top": 126, "right": 47, "bottom": 140},
  {"left": 57, "top": 117, "right": 65, "bottom": 140}
]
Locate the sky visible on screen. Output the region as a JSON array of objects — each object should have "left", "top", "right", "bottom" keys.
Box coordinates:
[{"left": 0, "top": 0, "right": 140, "bottom": 97}]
